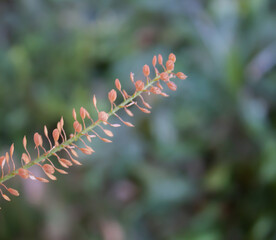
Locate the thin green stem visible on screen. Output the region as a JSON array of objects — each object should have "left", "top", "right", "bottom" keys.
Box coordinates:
[{"left": 0, "top": 74, "right": 162, "bottom": 184}]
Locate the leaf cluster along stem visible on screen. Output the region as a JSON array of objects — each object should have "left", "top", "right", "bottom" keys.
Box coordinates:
[{"left": 0, "top": 74, "right": 161, "bottom": 184}]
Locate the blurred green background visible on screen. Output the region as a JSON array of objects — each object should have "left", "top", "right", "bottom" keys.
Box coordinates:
[{"left": 1, "top": 0, "right": 276, "bottom": 239}]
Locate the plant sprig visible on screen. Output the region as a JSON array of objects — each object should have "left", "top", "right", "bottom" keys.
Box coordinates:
[{"left": 0, "top": 53, "right": 187, "bottom": 205}]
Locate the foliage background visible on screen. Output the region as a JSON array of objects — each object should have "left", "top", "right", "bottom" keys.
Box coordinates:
[{"left": 1, "top": 0, "right": 276, "bottom": 239}]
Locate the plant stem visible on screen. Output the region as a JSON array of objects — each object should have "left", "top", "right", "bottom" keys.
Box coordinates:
[{"left": 0, "top": 74, "right": 162, "bottom": 184}]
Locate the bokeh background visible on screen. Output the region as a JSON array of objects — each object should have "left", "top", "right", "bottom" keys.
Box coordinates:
[{"left": 1, "top": 0, "right": 276, "bottom": 239}]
